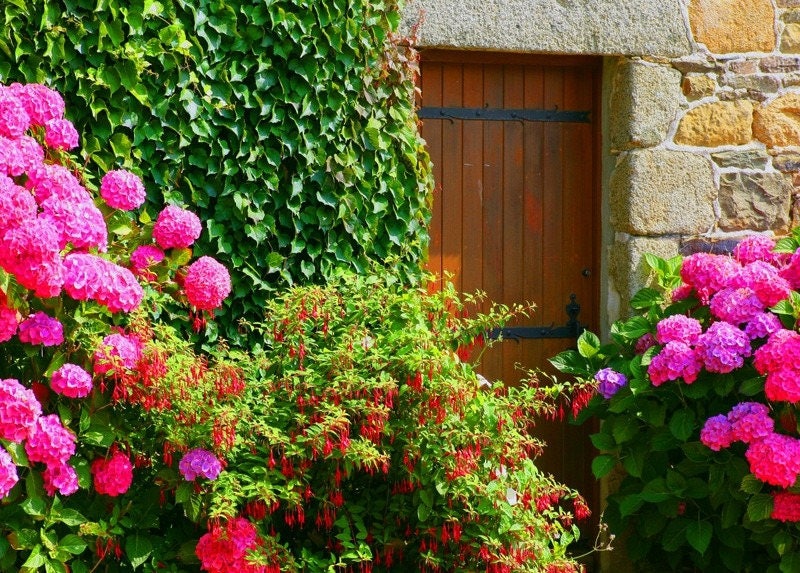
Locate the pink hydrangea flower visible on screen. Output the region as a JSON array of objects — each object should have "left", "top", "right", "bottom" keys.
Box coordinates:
[
  {"left": 15, "top": 135, "right": 45, "bottom": 173},
  {"left": 0, "top": 448, "right": 18, "bottom": 499},
  {"left": 94, "top": 332, "right": 142, "bottom": 375},
  {"left": 733, "top": 261, "right": 792, "bottom": 307},
  {"left": 179, "top": 448, "right": 223, "bottom": 481},
  {"left": 744, "top": 312, "right": 783, "bottom": 340},
  {"left": 746, "top": 433, "right": 800, "bottom": 488},
  {"left": 727, "top": 402, "right": 774, "bottom": 444},
  {"left": 0, "top": 135, "right": 27, "bottom": 176},
  {"left": 0, "top": 87, "right": 30, "bottom": 138},
  {"left": 25, "top": 414, "right": 76, "bottom": 466},
  {"left": 680, "top": 253, "right": 741, "bottom": 304},
  {"left": 44, "top": 118, "right": 79, "bottom": 150},
  {"left": 152, "top": 205, "right": 202, "bottom": 249},
  {"left": 754, "top": 329, "right": 800, "bottom": 375},
  {"left": 634, "top": 332, "right": 657, "bottom": 354},
  {"left": 130, "top": 245, "right": 165, "bottom": 271},
  {"left": 184, "top": 256, "right": 232, "bottom": 311},
  {"left": 40, "top": 195, "right": 108, "bottom": 252},
  {"left": 0, "top": 378, "right": 41, "bottom": 442},
  {"left": 92, "top": 450, "right": 133, "bottom": 496},
  {"left": 11, "top": 83, "right": 65, "bottom": 125},
  {"left": 50, "top": 363, "right": 93, "bottom": 398},
  {"left": 100, "top": 169, "right": 146, "bottom": 211},
  {"left": 709, "top": 287, "right": 764, "bottom": 325},
  {"left": 195, "top": 517, "right": 262, "bottom": 573},
  {"left": 0, "top": 218, "right": 64, "bottom": 298},
  {"left": 733, "top": 234, "right": 778, "bottom": 265},
  {"left": 42, "top": 461, "right": 79, "bottom": 496},
  {"left": 25, "top": 163, "right": 87, "bottom": 205},
  {"left": 648, "top": 341, "right": 703, "bottom": 386},
  {"left": 764, "top": 367, "right": 800, "bottom": 403},
  {"left": 780, "top": 249, "right": 800, "bottom": 289},
  {"left": 0, "top": 293, "right": 19, "bottom": 343},
  {"left": 18, "top": 312, "right": 64, "bottom": 347},
  {"left": 700, "top": 414, "right": 733, "bottom": 451},
  {"left": 0, "top": 180, "right": 37, "bottom": 236},
  {"left": 655, "top": 315, "right": 703, "bottom": 345},
  {"left": 695, "top": 321, "right": 751, "bottom": 374},
  {"left": 62, "top": 254, "right": 143, "bottom": 313},
  {"left": 772, "top": 491, "right": 800, "bottom": 522}
]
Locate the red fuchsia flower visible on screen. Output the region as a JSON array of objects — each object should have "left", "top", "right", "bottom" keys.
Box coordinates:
[
  {"left": 195, "top": 517, "right": 263, "bottom": 573},
  {"left": 648, "top": 341, "right": 703, "bottom": 386},
  {"left": 0, "top": 218, "right": 64, "bottom": 298},
  {"left": 700, "top": 414, "right": 734, "bottom": 451},
  {"left": 25, "top": 414, "right": 76, "bottom": 466},
  {"left": 40, "top": 194, "right": 108, "bottom": 252},
  {"left": 9, "top": 82, "right": 65, "bottom": 126},
  {"left": 0, "top": 448, "right": 18, "bottom": 498},
  {"left": 152, "top": 205, "right": 202, "bottom": 249},
  {"left": 0, "top": 87, "right": 30, "bottom": 137},
  {"left": 655, "top": 315, "right": 703, "bottom": 345},
  {"left": 709, "top": 287, "right": 764, "bottom": 325},
  {"left": 18, "top": 312, "right": 64, "bottom": 347},
  {"left": 733, "top": 234, "right": 778, "bottom": 265},
  {"left": 732, "top": 261, "right": 792, "bottom": 307},
  {"left": 42, "top": 461, "right": 79, "bottom": 496},
  {"left": 772, "top": 491, "right": 800, "bottom": 522},
  {"left": 746, "top": 433, "right": 800, "bottom": 488},
  {"left": 0, "top": 378, "right": 41, "bottom": 442},
  {"left": 100, "top": 169, "right": 146, "bottom": 211},
  {"left": 92, "top": 450, "right": 133, "bottom": 496},
  {"left": 594, "top": 368, "right": 627, "bottom": 399},
  {"left": 695, "top": 321, "right": 751, "bottom": 374},
  {"left": 50, "top": 363, "right": 93, "bottom": 398},
  {"left": 680, "top": 252, "right": 741, "bottom": 304},
  {"left": 184, "top": 256, "right": 232, "bottom": 311},
  {"left": 0, "top": 178, "right": 37, "bottom": 236},
  {"left": 744, "top": 312, "right": 783, "bottom": 340},
  {"left": 44, "top": 118, "right": 79, "bottom": 150},
  {"left": 179, "top": 448, "right": 223, "bottom": 481},
  {"left": 727, "top": 402, "right": 774, "bottom": 444},
  {"left": 94, "top": 332, "right": 143, "bottom": 375}
]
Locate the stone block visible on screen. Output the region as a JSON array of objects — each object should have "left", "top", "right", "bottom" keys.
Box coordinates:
[
  {"left": 779, "top": 0, "right": 800, "bottom": 6},
  {"left": 711, "top": 149, "right": 771, "bottom": 169},
  {"left": 722, "top": 74, "right": 781, "bottom": 94},
  {"left": 727, "top": 59, "right": 760, "bottom": 75},
  {"left": 754, "top": 93, "right": 800, "bottom": 147},
  {"left": 782, "top": 9, "right": 800, "bottom": 23},
  {"left": 610, "top": 60, "right": 682, "bottom": 151},
  {"left": 672, "top": 55, "right": 720, "bottom": 74},
  {"left": 782, "top": 23, "right": 800, "bottom": 53},
  {"left": 774, "top": 151, "right": 800, "bottom": 171},
  {"left": 760, "top": 56, "right": 800, "bottom": 73},
  {"left": 674, "top": 100, "right": 754, "bottom": 147},
  {"left": 718, "top": 172, "right": 792, "bottom": 232},
  {"left": 682, "top": 74, "right": 717, "bottom": 99},
  {"left": 609, "top": 150, "right": 717, "bottom": 235},
  {"left": 689, "top": 0, "right": 776, "bottom": 53}
]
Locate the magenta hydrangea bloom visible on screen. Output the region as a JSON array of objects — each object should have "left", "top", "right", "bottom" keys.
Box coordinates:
[
  {"left": 25, "top": 162, "right": 87, "bottom": 205},
  {"left": 62, "top": 254, "right": 143, "bottom": 313},
  {"left": 733, "top": 261, "right": 792, "bottom": 307},
  {"left": 44, "top": 118, "right": 79, "bottom": 150},
  {"left": 680, "top": 253, "right": 741, "bottom": 303},
  {"left": 0, "top": 295, "right": 19, "bottom": 343},
  {"left": 772, "top": 491, "right": 800, "bottom": 523},
  {"left": 40, "top": 194, "right": 108, "bottom": 252},
  {"left": 93, "top": 332, "right": 142, "bottom": 375},
  {"left": 42, "top": 461, "right": 79, "bottom": 497},
  {"left": 18, "top": 312, "right": 64, "bottom": 347},
  {"left": 0, "top": 136, "right": 26, "bottom": 177},
  {"left": 179, "top": 448, "right": 223, "bottom": 481},
  {"left": 695, "top": 321, "right": 751, "bottom": 374},
  {"left": 727, "top": 402, "right": 774, "bottom": 444},
  {"left": 655, "top": 315, "right": 703, "bottom": 345},
  {"left": 0, "top": 88, "right": 30, "bottom": 138},
  {"left": 594, "top": 368, "right": 627, "bottom": 399},
  {"left": 634, "top": 332, "right": 657, "bottom": 354},
  {"left": 25, "top": 414, "right": 76, "bottom": 466},
  {"left": 129, "top": 245, "right": 165, "bottom": 278},
  {"left": 50, "top": 363, "right": 93, "bottom": 398},
  {"left": 746, "top": 433, "right": 800, "bottom": 488},
  {"left": 744, "top": 312, "right": 783, "bottom": 340},
  {"left": 733, "top": 234, "right": 778, "bottom": 265},
  {"left": 0, "top": 448, "right": 18, "bottom": 499},
  {"left": 700, "top": 414, "right": 733, "bottom": 451},
  {"left": 764, "top": 367, "right": 800, "bottom": 403},
  {"left": 16, "top": 135, "right": 44, "bottom": 173},
  {"left": 184, "top": 256, "right": 232, "bottom": 311},
  {"left": 11, "top": 83, "right": 65, "bottom": 126},
  {"left": 0, "top": 218, "right": 64, "bottom": 298},
  {"left": 648, "top": 341, "right": 703, "bottom": 386},
  {"left": 0, "top": 180, "right": 37, "bottom": 236},
  {"left": 92, "top": 450, "right": 133, "bottom": 496},
  {"left": 152, "top": 205, "right": 202, "bottom": 249},
  {"left": 0, "top": 378, "right": 41, "bottom": 442},
  {"left": 780, "top": 249, "right": 800, "bottom": 289},
  {"left": 709, "top": 287, "right": 764, "bottom": 325},
  {"left": 100, "top": 169, "right": 146, "bottom": 211},
  {"left": 754, "top": 329, "right": 800, "bottom": 375},
  {"left": 195, "top": 517, "right": 260, "bottom": 573}
]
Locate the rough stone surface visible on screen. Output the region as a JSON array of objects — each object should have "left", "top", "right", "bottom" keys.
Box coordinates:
[
  {"left": 774, "top": 151, "right": 800, "bottom": 171},
  {"left": 792, "top": 193, "right": 800, "bottom": 228},
  {"left": 711, "top": 149, "right": 771, "bottom": 169},
  {"left": 402, "top": 0, "right": 692, "bottom": 56},
  {"left": 754, "top": 93, "right": 800, "bottom": 147},
  {"left": 760, "top": 56, "right": 800, "bottom": 73},
  {"left": 718, "top": 172, "right": 793, "bottom": 232},
  {"left": 610, "top": 60, "right": 682, "bottom": 151},
  {"left": 680, "top": 238, "right": 740, "bottom": 255},
  {"left": 672, "top": 56, "right": 721, "bottom": 73},
  {"left": 782, "top": 23, "right": 800, "bottom": 53},
  {"left": 779, "top": 0, "right": 800, "bottom": 6},
  {"left": 610, "top": 150, "right": 717, "bottom": 235},
  {"left": 610, "top": 236, "right": 681, "bottom": 314},
  {"left": 722, "top": 73, "right": 781, "bottom": 94},
  {"left": 674, "top": 100, "right": 754, "bottom": 147},
  {"left": 682, "top": 74, "right": 717, "bottom": 98},
  {"left": 782, "top": 9, "right": 800, "bottom": 23},
  {"left": 689, "top": 0, "right": 776, "bottom": 53},
  {"left": 727, "top": 59, "right": 760, "bottom": 74}
]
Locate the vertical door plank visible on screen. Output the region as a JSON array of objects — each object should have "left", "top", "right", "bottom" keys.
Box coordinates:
[
  {"left": 421, "top": 62, "right": 444, "bottom": 279},
  {"left": 460, "top": 64, "right": 484, "bottom": 298},
  {"left": 440, "top": 63, "right": 465, "bottom": 292}
]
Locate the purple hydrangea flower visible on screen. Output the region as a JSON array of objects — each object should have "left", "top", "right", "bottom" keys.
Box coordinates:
[
  {"left": 594, "top": 368, "right": 628, "bottom": 399},
  {"left": 179, "top": 448, "right": 223, "bottom": 481},
  {"left": 700, "top": 414, "right": 734, "bottom": 452}
]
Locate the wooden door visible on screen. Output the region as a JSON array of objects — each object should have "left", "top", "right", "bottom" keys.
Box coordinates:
[{"left": 420, "top": 50, "right": 601, "bottom": 527}]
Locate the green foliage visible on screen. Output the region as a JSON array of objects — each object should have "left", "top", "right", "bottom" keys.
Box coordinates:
[{"left": 0, "top": 0, "right": 433, "bottom": 341}]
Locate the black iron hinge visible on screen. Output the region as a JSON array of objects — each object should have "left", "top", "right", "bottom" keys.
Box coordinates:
[
  {"left": 418, "top": 106, "right": 591, "bottom": 123},
  {"left": 488, "top": 294, "right": 586, "bottom": 341}
]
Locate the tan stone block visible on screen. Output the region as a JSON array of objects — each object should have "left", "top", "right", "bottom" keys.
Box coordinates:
[
  {"left": 760, "top": 56, "right": 800, "bottom": 73},
  {"left": 674, "top": 100, "right": 754, "bottom": 147},
  {"left": 727, "top": 59, "right": 760, "bottom": 74},
  {"left": 754, "top": 93, "right": 800, "bottom": 147},
  {"left": 718, "top": 172, "right": 793, "bottom": 232},
  {"left": 682, "top": 74, "right": 717, "bottom": 99},
  {"left": 782, "top": 23, "right": 800, "bottom": 53},
  {"left": 689, "top": 0, "right": 776, "bottom": 53}
]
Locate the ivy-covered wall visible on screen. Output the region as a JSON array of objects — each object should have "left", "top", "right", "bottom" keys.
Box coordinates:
[{"left": 0, "top": 0, "right": 432, "bottom": 338}]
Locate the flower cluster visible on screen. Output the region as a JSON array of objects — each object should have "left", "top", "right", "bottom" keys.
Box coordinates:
[
  {"left": 50, "top": 363, "right": 93, "bottom": 398},
  {"left": 18, "top": 311, "right": 64, "bottom": 347},
  {"left": 100, "top": 169, "right": 146, "bottom": 211},
  {"left": 91, "top": 449, "right": 133, "bottom": 496},
  {"left": 179, "top": 448, "right": 223, "bottom": 481},
  {"left": 195, "top": 517, "right": 265, "bottom": 573},
  {"left": 184, "top": 256, "right": 232, "bottom": 311},
  {"left": 594, "top": 368, "right": 627, "bottom": 399},
  {"left": 94, "top": 332, "right": 143, "bottom": 375},
  {"left": 153, "top": 205, "right": 202, "bottom": 249}
]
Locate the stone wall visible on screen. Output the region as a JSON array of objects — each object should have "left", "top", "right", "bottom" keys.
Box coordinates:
[{"left": 609, "top": 0, "right": 800, "bottom": 314}]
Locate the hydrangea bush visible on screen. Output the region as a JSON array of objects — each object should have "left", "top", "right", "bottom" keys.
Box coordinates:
[{"left": 551, "top": 232, "right": 800, "bottom": 572}]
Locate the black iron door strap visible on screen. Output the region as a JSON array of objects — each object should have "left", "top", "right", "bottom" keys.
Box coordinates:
[{"left": 488, "top": 294, "right": 586, "bottom": 341}]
